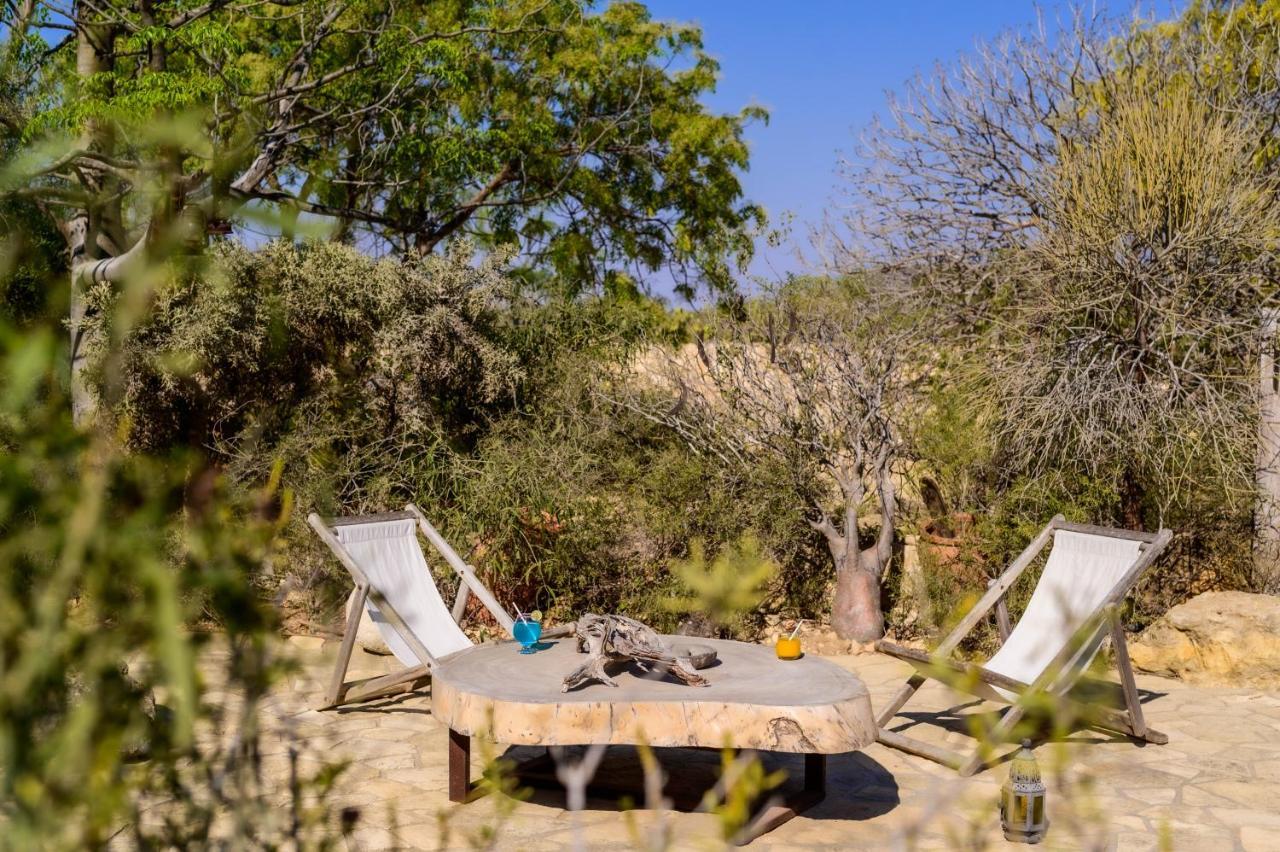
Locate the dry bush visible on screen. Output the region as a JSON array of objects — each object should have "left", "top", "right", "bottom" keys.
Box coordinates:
[
  {"left": 988, "top": 85, "right": 1278, "bottom": 526},
  {"left": 614, "top": 278, "right": 915, "bottom": 640},
  {"left": 834, "top": 8, "right": 1280, "bottom": 617}
]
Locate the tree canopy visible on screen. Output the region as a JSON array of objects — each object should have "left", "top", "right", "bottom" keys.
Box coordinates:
[{"left": 3, "top": 0, "right": 764, "bottom": 298}]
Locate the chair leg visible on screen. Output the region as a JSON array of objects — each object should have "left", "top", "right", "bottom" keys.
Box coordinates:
[
  {"left": 1110, "top": 621, "right": 1148, "bottom": 738},
  {"left": 451, "top": 583, "right": 471, "bottom": 626},
  {"left": 1061, "top": 695, "right": 1168, "bottom": 745},
  {"left": 324, "top": 583, "right": 368, "bottom": 708},
  {"left": 876, "top": 674, "right": 926, "bottom": 727},
  {"left": 958, "top": 705, "right": 1026, "bottom": 777},
  {"left": 875, "top": 673, "right": 976, "bottom": 771},
  {"left": 337, "top": 665, "right": 431, "bottom": 706},
  {"left": 876, "top": 727, "right": 967, "bottom": 770}
]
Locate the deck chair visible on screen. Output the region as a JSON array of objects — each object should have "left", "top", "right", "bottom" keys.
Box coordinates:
[
  {"left": 309, "top": 503, "right": 570, "bottom": 709},
  {"left": 875, "top": 515, "right": 1173, "bottom": 776}
]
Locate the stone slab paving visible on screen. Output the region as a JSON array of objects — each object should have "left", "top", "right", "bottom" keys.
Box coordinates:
[{"left": 234, "top": 637, "right": 1280, "bottom": 850}]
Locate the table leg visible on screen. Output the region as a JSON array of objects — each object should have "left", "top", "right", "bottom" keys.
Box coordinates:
[
  {"left": 448, "top": 728, "right": 470, "bottom": 803},
  {"left": 805, "top": 753, "right": 826, "bottom": 795},
  {"left": 735, "top": 753, "right": 827, "bottom": 846}
]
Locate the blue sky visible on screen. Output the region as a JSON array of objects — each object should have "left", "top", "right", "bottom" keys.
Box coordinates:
[{"left": 641, "top": 0, "right": 1176, "bottom": 289}]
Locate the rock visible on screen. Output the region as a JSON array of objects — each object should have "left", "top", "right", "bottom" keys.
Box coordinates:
[
  {"left": 346, "top": 589, "right": 393, "bottom": 656},
  {"left": 1129, "top": 591, "right": 1280, "bottom": 688},
  {"left": 675, "top": 612, "right": 718, "bottom": 638},
  {"left": 753, "top": 618, "right": 881, "bottom": 656},
  {"left": 285, "top": 634, "right": 327, "bottom": 655},
  {"left": 803, "top": 627, "right": 853, "bottom": 656}
]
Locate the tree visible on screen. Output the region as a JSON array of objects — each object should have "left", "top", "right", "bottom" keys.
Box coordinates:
[
  {"left": 1127, "top": 0, "right": 1280, "bottom": 588},
  {"left": 836, "top": 10, "right": 1280, "bottom": 534},
  {"left": 832, "top": 12, "right": 1102, "bottom": 284},
  {"left": 0, "top": 0, "right": 765, "bottom": 420},
  {"left": 620, "top": 279, "right": 909, "bottom": 641},
  {"left": 989, "top": 85, "right": 1279, "bottom": 528}
]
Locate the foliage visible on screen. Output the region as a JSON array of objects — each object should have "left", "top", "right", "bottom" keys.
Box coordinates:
[
  {"left": 85, "top": 238, "right": 521, "bottom": 454},
  {"left": 984, "top": 84, "right": 1278, "bottom": 525},
  {"left": 4, "top": 0, "right": 764, "bottom": 298},
  {"left": 0, "top": 240, "right": 342, "bottom": 847},
  {"left": 617, "top": 276, "right": 914, "bottom": 639},
  {"left": 0, "top": 197, "right": 66, "bottom": 322},
  {"left": 67, "top": 218, "right": 829, "bottom": 636},
  {"left": 662, "top": 534, "right": 778, "bottom": 629},
  {"left": 1126, "top": 0, "right": 1280, "bottom": 170},
  {"left": 705, "top": 748, "right": 786, "bottom": 845},
  {"left": 435, "top": 364, "right": 830, "bottom": 633},
  {"left": 837, "top": 6, "right": 1280, "bottom": 639}
]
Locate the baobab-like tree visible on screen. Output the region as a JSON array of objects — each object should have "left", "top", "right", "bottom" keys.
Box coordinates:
[{"left": 622, "top": 280, "right": 910, "bottom": 641}]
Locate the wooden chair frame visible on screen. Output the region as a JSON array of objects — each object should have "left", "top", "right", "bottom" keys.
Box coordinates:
[
  {"left": 875, "top": 514, "right": 1173, "bottom": 776},
  {"left": 309, "top": 503, "right": 569, "bottom": 709}
]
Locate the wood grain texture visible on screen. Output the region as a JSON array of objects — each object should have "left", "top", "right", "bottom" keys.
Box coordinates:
[
  {"left": 431, "top": 637, "right": 875, "bottom": 754},
  {"left": 562, "top": 614, "right": 709, "bottom": 691}
]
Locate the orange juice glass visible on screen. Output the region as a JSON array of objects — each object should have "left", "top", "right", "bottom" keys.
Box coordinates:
[{"left": 775, "top": 636, "right": 802, "bottom": 660}]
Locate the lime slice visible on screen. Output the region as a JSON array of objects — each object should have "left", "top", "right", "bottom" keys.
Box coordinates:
[{"left": 530, "top": 609, "right": 543, "bottom": 623}]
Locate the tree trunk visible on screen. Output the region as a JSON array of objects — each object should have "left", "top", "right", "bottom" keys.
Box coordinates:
[
  {"left": 1256, "top": 307, "right": 1280, "bottom": 592},
  {"left": 831, "top": 563, "right": 884, "bottom": 642},
  {"left": 69, "top": 11, "right": 119, "bottom": 426},
  {"left": 1119, "top": 467, "right": 1145, "bottom": 531},
  {"left": 69, "top": 261, "right": 94, "bottom": 426}
]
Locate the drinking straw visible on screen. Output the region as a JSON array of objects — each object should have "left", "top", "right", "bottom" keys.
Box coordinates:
[
  {"left": 788, "top": 620, "right": 805, "bottom": 640},
  {"left": 513, "top": 604, "right": 528, "bottom": 624}
]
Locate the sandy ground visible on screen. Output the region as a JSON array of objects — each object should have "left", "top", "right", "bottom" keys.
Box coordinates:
[{"left": 194, "top": 635, "right": 1280, "bottom": 851}]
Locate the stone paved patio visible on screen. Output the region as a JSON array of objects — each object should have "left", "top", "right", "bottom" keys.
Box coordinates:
[{"left": 232, "top": 636, "right": 1280, "bottom": 850}]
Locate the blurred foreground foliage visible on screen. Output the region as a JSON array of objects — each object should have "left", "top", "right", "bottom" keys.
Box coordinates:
[{"left": 0, "top": 247, "right": 345, "bottom": 847}]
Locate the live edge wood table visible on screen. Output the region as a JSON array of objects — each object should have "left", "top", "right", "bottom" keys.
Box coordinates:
[{"left": 431, "top": 636, "right": 876, "bottom": 844}]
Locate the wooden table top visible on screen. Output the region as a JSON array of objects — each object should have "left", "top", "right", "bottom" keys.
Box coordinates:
[{"left": 430, "top": 636, "right": 876, "bottom": 754}]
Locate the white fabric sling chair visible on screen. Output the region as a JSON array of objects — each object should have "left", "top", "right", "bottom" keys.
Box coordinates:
[
  {"left": 309, "top": 503, "right": 571, "bottom": 709},
  {"left": 875, "top": 515, "right": 1173, "bottom": 776}
]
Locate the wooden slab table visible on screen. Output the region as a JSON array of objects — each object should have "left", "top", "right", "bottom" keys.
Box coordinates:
[{"left": 431, "top": 636, "right": 877, "bottom": 843}]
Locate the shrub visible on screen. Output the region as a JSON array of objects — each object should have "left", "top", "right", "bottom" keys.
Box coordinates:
[{"left": 86, "top": 239, "right": 522, "bottom": 455}]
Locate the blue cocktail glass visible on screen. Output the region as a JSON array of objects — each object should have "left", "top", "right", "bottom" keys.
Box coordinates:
[{"left": 513, "top": 618, "right": 542, "bottom": 654}]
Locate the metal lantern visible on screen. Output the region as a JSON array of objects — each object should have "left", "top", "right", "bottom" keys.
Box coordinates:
[{"left": 1000, "top": 739, "right": 1048, "bottom": 844}]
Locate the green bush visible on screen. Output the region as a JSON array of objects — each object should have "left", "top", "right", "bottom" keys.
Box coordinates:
[
  {"left": 86, "top": 239, "right": 522, "bottom": 455},
  {"left": 433, "top": 359, "right": 831, "bottom": 632},
  {"left": 82, "top": 239, "right": 833, "bottom": 632},
  {"left": 81, "top": 233, "right": 1262, "bottom": 649},
  {"left": 897, "top": 372, "right": 1261, "bottom": 653}
]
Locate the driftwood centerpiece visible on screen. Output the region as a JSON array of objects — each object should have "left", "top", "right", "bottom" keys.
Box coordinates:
[{"left": 562, "top": 613, "right": 709, "bottom": 692}]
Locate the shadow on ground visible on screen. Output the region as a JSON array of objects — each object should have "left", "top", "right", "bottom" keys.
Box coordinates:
[
  {"left": 502, "top": 745, "right": 899, "bottom": 824},
  {"left": 887, "top": 682, "right": 1172, "bottom": 770}
]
